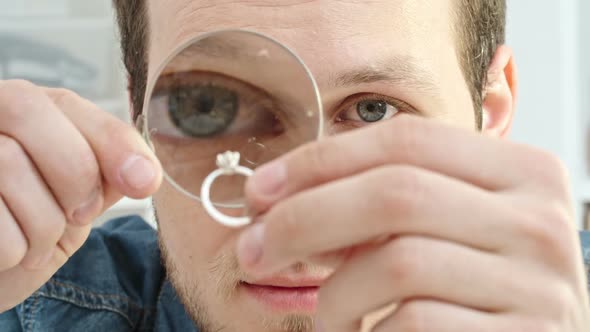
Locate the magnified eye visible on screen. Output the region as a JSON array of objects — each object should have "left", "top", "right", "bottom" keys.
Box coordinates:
[
  {"left": 168, "top": 85, "right": 239, "bottom": 137},
  {"left": 148, "top": 71, "right": 288, "bottom": 141}
]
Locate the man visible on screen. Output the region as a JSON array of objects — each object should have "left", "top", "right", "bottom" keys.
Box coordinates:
[{"left": 0, "top": 0, "right": 589, "bottom": 331}]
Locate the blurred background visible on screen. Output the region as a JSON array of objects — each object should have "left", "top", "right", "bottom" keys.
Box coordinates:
[{"left": 0, "top": 0, "right": 589, "bottom": 228}]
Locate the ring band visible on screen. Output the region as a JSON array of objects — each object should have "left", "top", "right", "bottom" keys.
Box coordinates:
[{"left": 200, "top": 152, "right": 254, "bottom": 228}]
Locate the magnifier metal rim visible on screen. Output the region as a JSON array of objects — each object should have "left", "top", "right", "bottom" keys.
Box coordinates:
[{"left": 139, "top": 28, "right": 324, "bottom": 209}]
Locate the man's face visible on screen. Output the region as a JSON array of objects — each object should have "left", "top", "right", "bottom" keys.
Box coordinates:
[{"left": 148, "top": 1, "right": 476, "bottom": 331}]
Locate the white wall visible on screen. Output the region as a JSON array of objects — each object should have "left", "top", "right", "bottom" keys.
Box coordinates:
[
  {"left": 507, "top": 0, "right": 589, "bottom": 226},
  {"left": 507, "top": 1, "right": 565, "bottom": 155}
]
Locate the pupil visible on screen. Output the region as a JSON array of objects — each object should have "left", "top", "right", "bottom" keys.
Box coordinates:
[{"left": 198, "top": 94, "right": 215, "bottom": 114}]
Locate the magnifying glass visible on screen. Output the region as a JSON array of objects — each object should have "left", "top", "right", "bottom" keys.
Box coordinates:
[{"left": 138, "top": 30, "right": 323, "bottom": 227}]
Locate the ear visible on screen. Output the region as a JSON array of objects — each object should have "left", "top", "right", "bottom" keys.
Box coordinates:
[{"left": 481, "top": 45, "right": 518, "bottom": 138}]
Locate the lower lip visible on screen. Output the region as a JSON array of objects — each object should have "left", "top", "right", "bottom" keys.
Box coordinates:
[{"left": 241, "top": 282, "right": 319, "bottom": 312}]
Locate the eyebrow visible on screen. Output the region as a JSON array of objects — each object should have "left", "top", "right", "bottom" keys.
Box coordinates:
[
  {"left": 178, "top": 38, "right": 244, "bottom": 59},
  {"left": 174, "top": 35, "right": 281, "bottom": 65},
  {"left": 167, "top": 38, "right": 441, "bottom": 99},
  {"left": 329, "top": 56, "right": 440, "bottom": 96},
  {"left": 163, "top": 36, "right": 289, "bottom": 76}
]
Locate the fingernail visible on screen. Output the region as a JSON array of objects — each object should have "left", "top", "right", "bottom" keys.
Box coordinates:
[
  {"left": 120, "top": 154, "right": 156, "bottom": 190},
  {"left": 34, "top": 248, "right": 55, "bottom": 270},
  {"left": 72, "top": 187, "right": 101, "bottom": 225},
  {"left": 237, "top": 222, "right": 266, "bottom": 267},
  {"left": 252, "top": 161, "right": 287, "bottom": 197}
]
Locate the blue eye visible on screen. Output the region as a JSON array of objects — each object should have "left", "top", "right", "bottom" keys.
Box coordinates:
[
  {"left": 340, "top": 99, "right": 399, "bottom": 123},
  {"left": 358, "top": 100, "right": 389, "bottom": 122}
]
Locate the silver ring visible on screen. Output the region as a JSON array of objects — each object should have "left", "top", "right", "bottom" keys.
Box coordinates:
[{"left": 200, "top": 151, "right": 254, "bottom": 228}]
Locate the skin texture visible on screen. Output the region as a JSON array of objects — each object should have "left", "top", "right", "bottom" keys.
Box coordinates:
[{"left": 0, "top": 1, "right": 588, "bottom": 332}]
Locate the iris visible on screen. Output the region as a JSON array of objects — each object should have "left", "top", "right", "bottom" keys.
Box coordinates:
[
  {"left": 168, "top": 85, "right": 239, "bottom": 137},
  {"left": 357, "top": 100, "right": 388, "bottom": 123}
]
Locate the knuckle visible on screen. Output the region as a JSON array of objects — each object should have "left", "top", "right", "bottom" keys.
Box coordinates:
[
  {"left": 537, "top": 150, "right": 568, "bottom": 180},
  {"left": 30, "top": 215, "right": 67, "bottom": 245},
  {"left": 48, "top": 88, "right": 79, "bottom": 107},
  {"left": 48, "top": 143, "right": 99, "bottom": 194},
  {"left": 58, "top": 226, "right": 91, "bottom": 257},
  {"left": 393, "top": 301, "right": 427, "bottom": 332},
  {"left": 514, "top": 203, "right": 576, "bottom": 259},
  {"left": 384, "top": 238, "right": 423, "bottom": 286},
  {"left": 0, "top": 136, "right": 26, "bottom": 170},
  {"left": 546, "top": 282, "right": 577, "bottom": 322},
  {"left": 368, "top": 167, "right": 423, "bottom": 222},
  {"left": 0, "top": 238, "right": 27, "bottom": 271},
  {"left": 514, "top": 211, "right": 559, "bottom": 249},
  {"left": 522, "top": 147, "right": 570, "bottom": 192},
  {"left": 0, "top": 80, "right": 42, "bottom": 127},
  {"left": 540, "top": 202, "right": 576, "bottom": 236},
  {"left": 79, "top": 149, "right": 100, "bottom": 179},
  {"left": 68, "top": 148, "right": 100, "bottom": 189}
]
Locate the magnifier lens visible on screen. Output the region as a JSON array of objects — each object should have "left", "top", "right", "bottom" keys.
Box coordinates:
[{"left": 142, "top": 30, "right": 322, "bottom": 209}]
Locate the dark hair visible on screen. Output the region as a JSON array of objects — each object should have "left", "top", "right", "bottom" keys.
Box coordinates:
[
  {"left": 112, "top": 0, "right": 506, "bottom": 129},
  {"left": 453, "top": 0, "right": 506, "bottom": 128}
]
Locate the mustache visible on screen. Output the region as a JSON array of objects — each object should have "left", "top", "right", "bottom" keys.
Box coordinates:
[
  {"left": 209, "top": 250, "right": 242, "bottom": 301},
  {"left": 207, "top": 250, "right": 329, "bottom": 301},
  {"left": 161, "top": 236, "right": 322, "bottom": 332}
]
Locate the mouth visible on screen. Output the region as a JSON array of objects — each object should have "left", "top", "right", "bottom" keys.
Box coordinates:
[{"left": 239, "top": 277, "right": 324, "bottom": 313}]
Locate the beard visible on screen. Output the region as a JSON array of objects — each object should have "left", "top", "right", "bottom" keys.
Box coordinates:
[{"left": 158, "top": 233, "right": 315, "bottom": 332}]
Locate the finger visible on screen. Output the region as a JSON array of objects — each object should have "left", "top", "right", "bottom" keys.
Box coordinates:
[
  {"left": 0, "top": 135, "right": 66, "bottom": 270},
  {"left": 0, "top": 81, "right": 103, "bottom": 225},
  {"left": 238, "top": 165, "right": 514, "bottom": 273},
  {"left": 0, "top": 196, "right": 27, "bottom": 271},
  {"left": 56, "top": 220, "right": 93, "bottom": 258},
  {"left": 0, "top": 243, "right": 68, "bottom": 313},
  {"left": 45, "top": 87, "right": 163, "bottom": 202},
  {"left": 369, "top": 300, "right": 517, "bottom": 332},
  {"left": 317, "top": 236, "right": 533, "bottom": 331},
  {"left": 246, "top": 115, "right": 563, "bottom": 211}
]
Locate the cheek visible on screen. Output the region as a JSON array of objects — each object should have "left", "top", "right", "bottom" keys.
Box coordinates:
[
  {"left": 438, "top": 108, "right": 478, "bottom": 131},
  {"left": 154, "top": 181, "right": 240, "bottom": 267}
]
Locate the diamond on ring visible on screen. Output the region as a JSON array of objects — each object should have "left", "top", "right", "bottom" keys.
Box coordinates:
[{"left": 216, "top": 151, "right": 241, "bottom": 173}]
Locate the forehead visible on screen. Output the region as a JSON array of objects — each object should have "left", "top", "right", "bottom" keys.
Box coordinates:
[
  {"left": 148, "top": 1, "right": 454, "bottom": 72},
  {"left": 146, "top": 0, "right": 472, "bottom": 119}
]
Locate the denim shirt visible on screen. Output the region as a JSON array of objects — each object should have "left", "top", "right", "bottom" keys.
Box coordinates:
[
  {"left": 0, "top": 217, "right": 197, "bottom": 332},
  {"left": 1, "top": 216, "right": 590, "bottom": 332}
]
